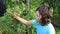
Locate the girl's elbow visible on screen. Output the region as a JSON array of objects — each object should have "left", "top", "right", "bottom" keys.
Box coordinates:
[{"left": 24, "top": 21, "right": 31, "bottom": 25}]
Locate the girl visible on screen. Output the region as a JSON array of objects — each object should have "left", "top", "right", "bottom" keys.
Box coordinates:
[{"left": 13, "top": 4, "right": 55, "bottom": 34}]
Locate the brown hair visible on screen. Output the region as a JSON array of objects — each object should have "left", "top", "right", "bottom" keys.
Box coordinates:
[{"left": 36, "top": 4, "right": 52, "bottom": 26}]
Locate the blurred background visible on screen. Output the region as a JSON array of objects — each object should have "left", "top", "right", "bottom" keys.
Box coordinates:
[{"left": 0, "top": 0, "right": 60, "bottom": 34}]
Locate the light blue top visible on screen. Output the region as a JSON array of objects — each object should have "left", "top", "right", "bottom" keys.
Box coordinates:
[{"left": 32, "top": 19, "right": 55, "bottom": 34}]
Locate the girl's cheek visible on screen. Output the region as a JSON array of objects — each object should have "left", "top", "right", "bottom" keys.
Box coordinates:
[{"left": 36, "top": 17, "right": 40, "bottom": 21}]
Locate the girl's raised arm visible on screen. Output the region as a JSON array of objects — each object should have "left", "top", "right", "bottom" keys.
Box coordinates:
[{"left": 13, "top": 14, "right": 32, "bottom": 25}]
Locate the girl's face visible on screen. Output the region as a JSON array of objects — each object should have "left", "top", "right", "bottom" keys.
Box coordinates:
[{"left": 35, "top": 11, "right": 42, "bottom": 22}]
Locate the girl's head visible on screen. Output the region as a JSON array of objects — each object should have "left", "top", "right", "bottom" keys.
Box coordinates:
[{"left": 36, "top": 4, "right": 51, "bottom": 26}]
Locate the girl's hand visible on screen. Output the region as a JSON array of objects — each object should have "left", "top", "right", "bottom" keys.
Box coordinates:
[{"left": 13, "top": 14, "right": 18, "bottom": 19}]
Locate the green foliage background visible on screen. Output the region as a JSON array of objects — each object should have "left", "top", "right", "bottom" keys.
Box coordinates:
[{"left": 0, "top": 0, "right": 60, "bottom": 34}]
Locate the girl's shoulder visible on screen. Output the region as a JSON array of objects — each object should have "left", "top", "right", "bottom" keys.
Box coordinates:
[{"left": 32, "top": 19, "right": 41, "bottom": 25}]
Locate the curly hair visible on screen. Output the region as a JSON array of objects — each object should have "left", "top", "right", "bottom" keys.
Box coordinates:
[
  {"left": 36, "top": 4, "right": 52, "bottom": 26},
  {"left": 0, "top": 3, "right": 7, "bottom": 17}
]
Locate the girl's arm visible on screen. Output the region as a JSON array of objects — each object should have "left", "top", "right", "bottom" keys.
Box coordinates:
[{"left": 13, "top": 14, "right": 32, "bottom": 25}]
